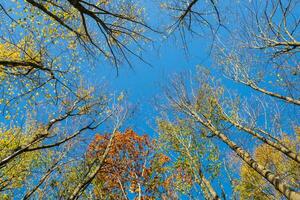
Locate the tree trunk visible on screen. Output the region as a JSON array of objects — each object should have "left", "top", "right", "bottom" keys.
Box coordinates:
[{"left": 198, "top": 171, "right": 220, "bottom": 200}]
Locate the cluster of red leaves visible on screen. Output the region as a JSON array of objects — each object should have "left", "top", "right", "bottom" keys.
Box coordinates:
[{"left": 87, "top": 129, "right": 174, "bottom": 199}]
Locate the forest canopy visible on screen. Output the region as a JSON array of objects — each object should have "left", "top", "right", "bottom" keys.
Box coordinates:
[{"left": 0, "top": 0, "right": 299, "bottom": 199}]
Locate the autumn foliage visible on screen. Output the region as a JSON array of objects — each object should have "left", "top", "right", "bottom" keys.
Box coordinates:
[
  {"left": 87, "top": 129, "right": 173, "bottom": 199},
  {"left": 0, "top": 0, "right": 299, "bottom": 199},
  {"left": 236, "top": 133, "right": 300, "bottom": 199}
]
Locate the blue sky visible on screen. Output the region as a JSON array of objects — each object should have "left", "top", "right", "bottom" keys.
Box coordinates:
[{"left": 90, "top": 12, "right": 215, "bottom": 136}]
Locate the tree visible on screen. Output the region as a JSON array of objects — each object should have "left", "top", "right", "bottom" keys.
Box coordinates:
[
  {"left": 1, "top": 0, "right": 153, "bottom": 67},
  {"left": 236, "top": 131, "right": 300, "bottom": 200},
  {"left": 0, "top": 85, "right": 111, "bottom": 167},
  {"left": 157, "top": 119, "right": 221, "bottom": 199},
  {"left": 0, "top": 124, "right": 72, "bottom": 200},
  {"left": 216, "top": 0, "right": 300, "bottom": 106},
  {"left": 85, "top": 129, "right": 175, "bottom": 200},
  {"left": 0, "top": 127, "right": 42, "bottom": 198},
  {"left": 156, "top": 0, "right": 300, "bottom": 199},
  {"left": 159, "top": 69, "right": 300, "bottom": 199},
  {"left": 0, "top": 0, "right": 161, "bottom": 199}
]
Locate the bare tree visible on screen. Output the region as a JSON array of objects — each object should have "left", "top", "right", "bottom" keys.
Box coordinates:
[{"left": 216, "top": 0, "right": 300, "bottom": 106}]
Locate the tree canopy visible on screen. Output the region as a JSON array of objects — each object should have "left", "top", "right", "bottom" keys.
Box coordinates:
[{"left": 0, "top": 0, "right": 299, "bottom": 199}]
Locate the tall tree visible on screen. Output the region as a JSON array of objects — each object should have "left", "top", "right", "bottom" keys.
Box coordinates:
[
  {"left": 158, "top": 0, "right": 300, "bottom": 198},
  {"left": 85, "top": 129, "right": 175, "bottom": 200},
  {"left": 157, "top": 119, "right": 221, "bottom": 199},
  {"left": 0, "top": 0, "right": 147, "bottom": 197},
  {"left": 159, "top": 69, "right": 300, "bottom": 200}
]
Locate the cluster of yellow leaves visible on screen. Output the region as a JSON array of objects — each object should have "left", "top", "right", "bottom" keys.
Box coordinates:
[
  {"left": 0, "top": 36, "right": 42, "bottom": 79},
  {"left": 0, "top": 127, "right": 44, "bottom": 198},
  {"left": 236, "top": 132, "right": 300, "bottom": 200},
  {"left": 0, "top": 36, "right": 47, "bottom": 116},
  {"left": 0, "top": 42, "right": 21, "bottom": 79},
  {"left": 6, "top": 1, "right": 80, "bottom": 52}
]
